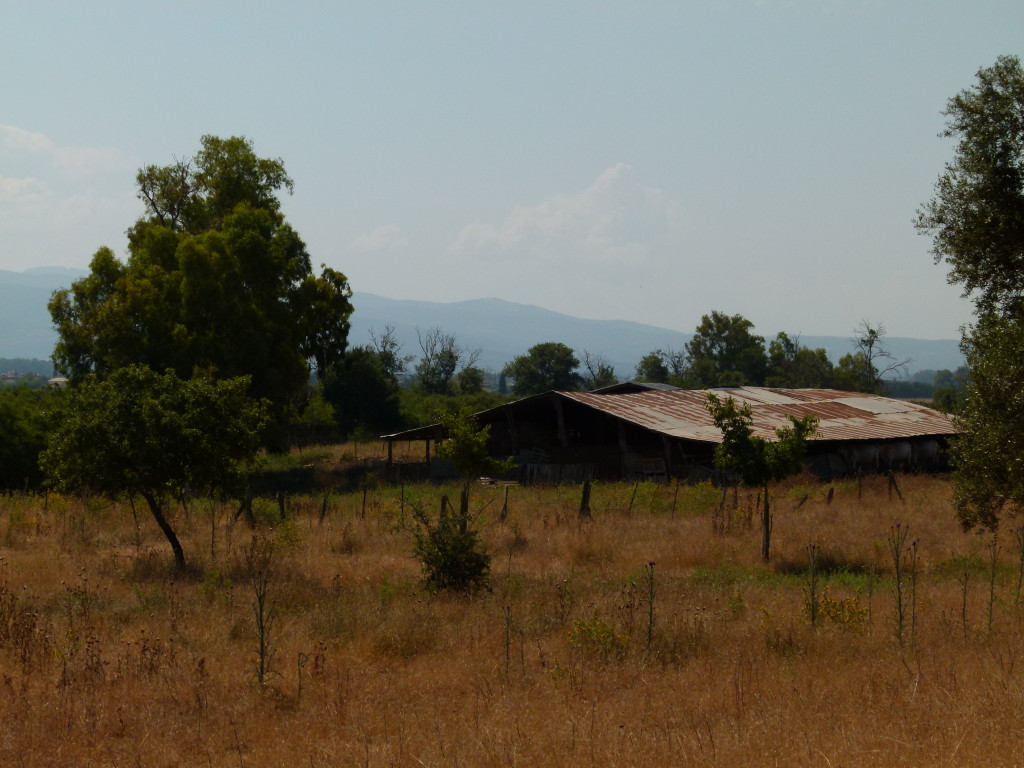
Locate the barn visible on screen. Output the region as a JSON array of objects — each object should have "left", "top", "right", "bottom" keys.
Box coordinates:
[{"left": 382, "top": 386, "right": 957, "bottom": 482}]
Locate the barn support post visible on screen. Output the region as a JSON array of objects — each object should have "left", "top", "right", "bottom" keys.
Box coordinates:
[
  {"left": 506, "top": 410, "right": 519, "bottom": 453},
  {"left": 661, "top": 436, "right": 674, "bottom": 480},
  {"left": 617, "top": 422, "right": 629, "bottom": 479},
  {"left": 552, "top": 396, "right": 569, "bottom": 448}
]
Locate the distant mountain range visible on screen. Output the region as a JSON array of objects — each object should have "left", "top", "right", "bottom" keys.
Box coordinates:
[{"left": 1, "top": 267, "right": 965, "bottom": 377}]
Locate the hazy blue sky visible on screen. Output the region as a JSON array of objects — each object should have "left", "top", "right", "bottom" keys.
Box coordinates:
[{"left": 2, "top": 0, "right": 1020, "bottom": 339}]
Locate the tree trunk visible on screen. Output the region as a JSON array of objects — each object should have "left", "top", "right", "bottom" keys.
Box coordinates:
[
  {"left": 761, "top": 483, "right": 772, "bottom": 562},
  {"left": 142, "top": 491, "right": 186, "bottom": 569}
]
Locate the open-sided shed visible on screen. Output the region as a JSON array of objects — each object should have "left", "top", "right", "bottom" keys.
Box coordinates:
[{"left": 382, "top": 387, "right": 956, "bottom": 482}]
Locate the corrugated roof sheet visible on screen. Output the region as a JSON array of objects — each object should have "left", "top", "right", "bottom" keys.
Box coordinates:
[{"left": 561, "top": 387, "right": 956, "bottom": 444}]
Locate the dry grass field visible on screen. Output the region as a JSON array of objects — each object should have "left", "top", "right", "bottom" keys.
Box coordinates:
[{"left": 1, "top": 450, "right": 1022, "bottom": 767}]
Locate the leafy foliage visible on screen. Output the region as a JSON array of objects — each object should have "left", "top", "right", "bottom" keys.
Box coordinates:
[
  {"left": 707, "top": 394, "right": 817, "bottom": 489},
  {"left": 48, "top": 135, "right": 352, "bottom": 448},
  {"left": 0, "top": 386, "right": 63, "bottom": 490},
  {"left": 399, "top": 389, "right": 510, "bottom": 430},
  {"left": 639, "top": 315, "right": 899, "bottom": 394},
  {"left": 434, "top": 411, "right": 515, "bottom": 480},
  {"left": 634, "top": 351, "right": 671, "bottom": 384},
  {"left": 765, "top": 332, "right": 834, "bottom": 388},
  {"left": 321, "top": 346, "right": 403, "bottom": 439},
  {"left": 685, "top": 312, "right": 767, "bottom": 387},
  {"left": 503, "top": 342, "right": 582, "bottom": 396},
  {"left": 706, "top": 393, "right": 818, "bottom": 561},
  {"left": 949, "top": 313, "right": 1024, "bottom": 530},
  {"left": 41, "top": 366, "right": 268, "bottom": 567},
  {"left": 412, "top": 327, "right": 482, "bottom": 396},
  {"left": 917, "top": 56, "right": 1024, "bottom": 531},
  {"left": 414, "top": 328, "right": 463, "bottom": 395},
  {"left": 916, "top": 55, "right": 1024, "bottom": 315},
  {"left": 411, "top": 500, "right": 491, "bottom": 593}
]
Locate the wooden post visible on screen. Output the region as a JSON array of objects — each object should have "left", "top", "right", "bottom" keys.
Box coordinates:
[
  {"left": 579, "top": 480, "right": 592, "bottom": 519},
  {"left": 318, "top": 491, "right": 330, "bottom": 525},
  {"left": 277, "top": 490, "right": 286, "bottom": 520},
  {"left": 459, "top": 485, "right": 470, "bottom": 533},
  {"left": 361, "top": 486, "right": 368, "bottom": 519},
  {"left": 888, "top": 471, "right": 904, "bottom": 503},
  {"left": 500, "top": 485, "right": 510, "bottom": 523},
  {"left": 826, "top": 486, "right": 835, "bottom": 505},
  {"left": 671, "top": 479, "right": 680, "bottom": 517},
  {"left": 626, "top": 480, "right": 639, "bottom": 516}
]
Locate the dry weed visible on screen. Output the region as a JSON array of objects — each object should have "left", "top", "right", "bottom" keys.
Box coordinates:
[{"left": 0, "top": 471, "right": 1019, "bottom": 766}]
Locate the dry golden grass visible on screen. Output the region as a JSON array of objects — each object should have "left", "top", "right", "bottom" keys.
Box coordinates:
[{"left": 1, "top": 469, "right": 1023, "bottom": 766}]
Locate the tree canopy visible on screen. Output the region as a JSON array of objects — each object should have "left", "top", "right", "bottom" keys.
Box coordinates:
[
  {"left": 917, "top": 56, "right": 1024, "bottom": 532},
  {"left": 684, "top": 312, "right": 768, "bottom": 387},
  {"left": 49, "top": 135, "right": 353, "bottom": 447},
  {"left": 916, "top": 55, "right": 1024, "bottom": 316},
  {"left": 321, "top": 345, "right": 403, "bottom": 439},
  {"left": 503, "top": 342, "right": 582, "bottom": 396},
  {"left": 41, "top": 366, "right": 268, "bottom": 568},
  {"left": 764, "top": 332, "right": 834, "bottom": 389},
  {"left": 0, "top": 386, "right": 61, "bottom": 490},
  {"left": 634, "top": 351, "right": 671, "bottom": 384}
]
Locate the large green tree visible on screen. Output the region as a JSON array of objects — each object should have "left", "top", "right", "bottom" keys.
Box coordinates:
[
  {"left": 635, "top": 351, "right": 671, "bottom": 384},
  {"left": 321, "top": 346, "right": 404, "bottom": 438},
  {"left": 916, "top": 55, "right": 1024, "bottom": 316},
  {"left": 685, "top": 311, "right": 768, "bottom": 388},
  {"left": 765, "top": 332, "right": 834, "bottom": 389},
  {"left": 49, "top": 135, "right": 353, "bottom": 447},
  {"left": 503, "top": 342, "right": 582, "bottom": 396},
  {"left": 41, "top": 366, "right": 268, "bottom": 568},
  {"left": 916, "top": 56, "right": 1024, "bottom": 531}
]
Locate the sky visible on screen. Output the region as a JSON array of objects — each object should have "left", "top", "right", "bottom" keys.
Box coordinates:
[{"left": 2, "top": 0, "right": 1021, "bottom": 340}]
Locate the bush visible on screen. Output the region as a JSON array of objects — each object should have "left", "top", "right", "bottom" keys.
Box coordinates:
[{"left": 411, "top": 499, "right": 491, "bottom": 593}]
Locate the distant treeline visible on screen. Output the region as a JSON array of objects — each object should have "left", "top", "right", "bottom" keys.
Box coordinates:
[
  {"left": 0, "top": 358, "right": 53, "bottom": 377},
  {"left": 883, "top": 367, "right": 968, "bottom": 406}
]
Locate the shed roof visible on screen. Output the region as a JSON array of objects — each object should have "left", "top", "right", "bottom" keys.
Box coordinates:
[
  {"left": 561, "top": 387, "right": 955, "bottom": 444},
  {"left": 382, "top": 387, "right": 956, "bottom": 444}
]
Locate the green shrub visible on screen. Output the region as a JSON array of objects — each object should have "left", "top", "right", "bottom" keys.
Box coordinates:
[
  {"left": 568, "top": 614, "right": 627, "bottom": 661},
  {"left": 411, "top": 500, "right": 491, "bottom": 593}
]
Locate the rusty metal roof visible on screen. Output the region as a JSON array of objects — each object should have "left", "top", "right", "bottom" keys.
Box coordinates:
[{"left": 560, "top": 387, "right": 956, "bottom": 444}]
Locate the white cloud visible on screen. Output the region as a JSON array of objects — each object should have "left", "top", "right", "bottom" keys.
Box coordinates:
[
  {"left": 0, "top": 124, "right": 126, "bottom": 178},
  {"left": 0, "top": 125, "right": 136, "bottom": 271},
  {"left": 0, "top": 176, "right": 45, "bottom": 204},
  {"left": 351, "top": 223, "right": 409, "bottom": 252},
  {"left": 451, "top": 164, "right": 685, "bottom": 266},
  {"left": 0, "top": 124, "right": 54, "bottom": 154}
]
